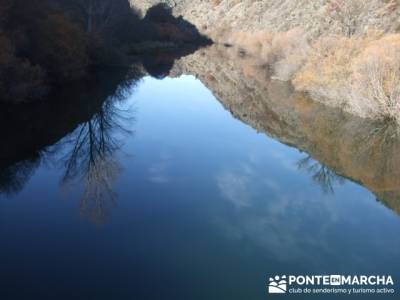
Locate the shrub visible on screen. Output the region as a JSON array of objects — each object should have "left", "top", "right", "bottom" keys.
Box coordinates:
[
  {"left": 220, "top": 28, "right": 309, "bottom": 80},
  {"left": 352, "top": 35, "right": 400, "bottom": 121},
  {"left": 293, "top": 35, "right": 363, "bottom": 91},
  {"left": 269, "top": 28, "right": 309, "bottom": 80},
  {"left": 326, "top": 0, "right": 367, "bottom": 36},
  {"left": 32, "top": 12, "right": 89, "bottom": 81},
  {"left": 292, "top": 32, "right": 400, "bottom": 120},
  {"left": 209, "top": 23, "right": 400, "bottom": 120},
  {"left": 0, "top": 32, "right": 47, "bottom": 102}
]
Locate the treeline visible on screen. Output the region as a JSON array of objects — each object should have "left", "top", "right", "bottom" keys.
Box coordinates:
[{"left": 0, "top": 0, "right": 168, "bottom": 103}]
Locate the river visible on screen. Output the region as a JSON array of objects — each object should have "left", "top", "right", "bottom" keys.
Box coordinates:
[{"left": 0, "top": 46, "right": 399, "bottom": 299}]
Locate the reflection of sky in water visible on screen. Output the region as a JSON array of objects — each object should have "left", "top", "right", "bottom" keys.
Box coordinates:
[
  {"left": 0, "top": 75, "right": 399, "bottom": 299},
  {"left": 124, "top": 75, "right": 400, "bottom": 279}
]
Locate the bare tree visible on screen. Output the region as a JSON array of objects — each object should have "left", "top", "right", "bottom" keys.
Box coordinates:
[
  {"left": 79, "top": 153, "right": 120, "bottom": 224},
  {"left": 352, "top": 35, "right": 400, "bottom": 122},
  {"left": 297, "top": 155, "right": 345, "bottom": 194},
  {"left": 58, "top": 93, "right": 134, "bottom": 224},
  {"left": 359, "top": 62, "right": 400, "bottom": 121}
]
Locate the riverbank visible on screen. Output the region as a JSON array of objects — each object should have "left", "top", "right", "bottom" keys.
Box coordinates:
[
  {"left": 213, "top": 29, "right": 400, "bottom": 122},
  {"left": 133, "top": 0, "right": 400, "bottom": 121},
  {"left": 170, "top": 45, "right": 400, "bottom": 214}
]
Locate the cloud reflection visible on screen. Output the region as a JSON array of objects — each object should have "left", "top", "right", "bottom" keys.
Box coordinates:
[{"left": 214, "top": 156, "right": 350, "bottom": 269}]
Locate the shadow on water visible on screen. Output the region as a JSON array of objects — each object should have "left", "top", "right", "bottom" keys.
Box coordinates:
[{"left": 0, "top": 47, "right": 203, "bottom": 224}]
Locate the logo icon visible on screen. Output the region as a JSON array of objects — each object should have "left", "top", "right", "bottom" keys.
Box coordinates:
[
  {"left": 268, "top": 275, "right": 287, "bottom": 294},
  {"left": 330, "top": 275, "right": 341, "bottom": 286}
]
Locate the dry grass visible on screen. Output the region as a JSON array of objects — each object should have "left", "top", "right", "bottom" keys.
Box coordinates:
[
  {"left": 326, "top": 0, "right": 367, "bottom": 36},
  {"left": 269, "top": 28, "right": 309, "bottom": 80},
  {"left": 213, "top": 25, "right": 400, "bottom": 121},
  {"left": 216, "top": 28, "right": 309, "bottom": 80},
  {"left": 293, "top": 35, "right": 365, "bottom": 93},
  {"left": 352, "top": 34, "right": 400, "bottom": 120},
  {"left": 294, "top": 31, "right": 400, "bottom": 121}
]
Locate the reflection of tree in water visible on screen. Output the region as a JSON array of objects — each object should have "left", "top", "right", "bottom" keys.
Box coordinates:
[
  {"left": 58, "top": 86, "right": 135, "bottom": 224},
  {"left": 360, "top": 121, "right": 400, "bottom": 157},
  {"left": 0, "top": 158, "right": 40, "bottom": 196},
  {"left": 297, "top": 155, "right": 345, "bottom": 194}
]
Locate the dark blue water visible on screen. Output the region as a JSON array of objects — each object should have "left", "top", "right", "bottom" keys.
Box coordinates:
[{"left": 0, "top": 75, "right": 399, "bottom": 299}]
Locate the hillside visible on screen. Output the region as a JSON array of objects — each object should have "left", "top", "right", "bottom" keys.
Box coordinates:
[
  {"left": 131, "top": 0, "right": 400, "bottom": 122},
  {"left": 131, "top": 0, "right": 400, "bottom": 40},
  {"left": 169, "top": 45, "right": 400, "bottom": 214}
]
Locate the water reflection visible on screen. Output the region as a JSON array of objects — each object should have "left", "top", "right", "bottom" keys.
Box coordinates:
[
  {"left": 0, "top": 47, "right": 201, "bottom": 223},
  {"left": 57, "top": 91, "right": 134, "bottom": 224},
  {"left": 0, "top": 46, "right": 400, "bottom": 299},
  {"left": 2, "top": 44, "right": 400, "bottom": 221},
  {"left": 297, "top": 155, "right": 345, "bottom": 194},
  {"left": 171, "top": 45, "right": 400, "bottom": 215},
  {"left": 0, "top": 158, "right": 39, "bottom": 196},
  {"left": 0, "top": 74, "right": 137, "bottom": 224}
]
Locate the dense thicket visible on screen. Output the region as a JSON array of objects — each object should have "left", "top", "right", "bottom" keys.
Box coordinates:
[{"left": 0, "top": 0, "right": 158, "bottom": 103}]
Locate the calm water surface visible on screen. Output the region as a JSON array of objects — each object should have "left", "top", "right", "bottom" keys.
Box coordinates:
[{"left": 0, "top": 71, "right": 399, "bottom": 299}]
